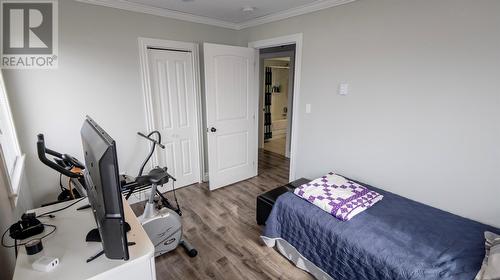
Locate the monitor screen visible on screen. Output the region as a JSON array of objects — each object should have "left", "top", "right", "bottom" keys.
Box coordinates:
[{"left": 81, "top": 116, "right": 129, "bottom": 260}]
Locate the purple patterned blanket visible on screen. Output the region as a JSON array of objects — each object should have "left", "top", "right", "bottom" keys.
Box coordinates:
[{"left": 294, "top": 172, "right": 383, "bottom": 221}]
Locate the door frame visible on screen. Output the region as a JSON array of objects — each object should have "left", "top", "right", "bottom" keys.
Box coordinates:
[
  {"left": 249, "top": 33, "right": 303, "bottom": 181},
  {"left": 138, "top": 37, "right": 204, "bottom": 184}
]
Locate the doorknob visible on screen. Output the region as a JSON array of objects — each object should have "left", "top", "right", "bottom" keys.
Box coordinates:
[{"left": 210, "top": 127, "right": 217, "bottom": 133}]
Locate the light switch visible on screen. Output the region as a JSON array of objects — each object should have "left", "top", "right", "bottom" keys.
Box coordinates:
[
  {"left": 339, "top": 83, "right": 349, "bottom": 96},
  {"left": 305, "top": 104, "right": 312, "bottom": 114}
]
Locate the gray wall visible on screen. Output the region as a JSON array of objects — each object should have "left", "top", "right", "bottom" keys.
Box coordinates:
[
  {"left": 0, "top": 151, "right": 34, "bottom": 280},
  {"left": 241, "top": 0, "right": 500, "bottom": 227},
  {"left": 3, "top": 0, "right": 500, "bottom": 228},
  {"left": 3, "top": 0, "right": 240, "bottom": 205}
]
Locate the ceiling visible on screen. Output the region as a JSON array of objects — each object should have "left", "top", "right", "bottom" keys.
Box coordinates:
[
  {"left": 77, "top": 0, "right": 356, "bottom": 30},
  {"left": 130, "top": 0, "right": 317, "bottom": 24}
]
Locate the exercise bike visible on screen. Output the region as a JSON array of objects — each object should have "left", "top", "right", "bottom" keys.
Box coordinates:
[
  {"left": 37, "top": 132, "right": 197, "bottom": 258},
  {"left": 122, "top": 131, "right": 197, "bottom": 258}
]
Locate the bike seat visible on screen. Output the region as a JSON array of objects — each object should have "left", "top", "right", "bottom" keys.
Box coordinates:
[{"left": 136, "top": 167, "right": 170, "bottom": 185}]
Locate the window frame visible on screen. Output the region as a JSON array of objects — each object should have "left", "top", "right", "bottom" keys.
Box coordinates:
[{"left": 0, "top": 70, "right": 25, "bottom": 203}]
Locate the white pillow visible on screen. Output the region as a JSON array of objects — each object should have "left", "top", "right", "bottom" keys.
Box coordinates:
[
  {"left": 484, "top": 241, "right": 500, "bottom": 280},
  {"left": 476, "top": 231, "right": 500, "bottom": 280}
]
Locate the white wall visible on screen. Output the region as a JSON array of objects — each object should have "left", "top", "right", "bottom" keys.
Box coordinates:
[
  {"left": 3, "top": 0, "right": 240, "bottom": 205},
  {"left": 242, "top": 0, "right": 500, "bottom": 227}
]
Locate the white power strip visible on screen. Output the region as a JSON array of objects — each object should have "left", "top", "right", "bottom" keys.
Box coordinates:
[{"left": 32, "top": 256, "right": 59, "bottom": 272}]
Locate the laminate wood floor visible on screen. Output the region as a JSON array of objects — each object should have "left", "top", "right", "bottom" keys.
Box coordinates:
[
  {"left": 264, "top": 137, "right": 286, "bottom": 157},
  {"left": 132, "top": 149, "right": 313, "bottom": 280}
]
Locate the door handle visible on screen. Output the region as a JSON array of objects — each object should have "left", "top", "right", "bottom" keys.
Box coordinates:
[{"left": 210, "top": 127, "right": 217, "bottom": 133}]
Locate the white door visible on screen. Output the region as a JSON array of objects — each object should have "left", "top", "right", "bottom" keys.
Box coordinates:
[
  {"left": 204, "top": 43, "right": 258, "bottom": 191},
  {"left": 147, "top": 49, "right": 201, "bottom": 191}
]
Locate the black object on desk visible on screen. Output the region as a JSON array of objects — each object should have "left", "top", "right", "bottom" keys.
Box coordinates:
[
  {"left": 9, "top": 213, "right": 44, "bottom": 240},
  {"left": 256, "top": 178, "right": 310, "bottom": 225}
]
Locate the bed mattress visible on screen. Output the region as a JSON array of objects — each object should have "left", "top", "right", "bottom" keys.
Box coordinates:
[{"left": 262, "top": 183, "right": 499, "bottom": 280}]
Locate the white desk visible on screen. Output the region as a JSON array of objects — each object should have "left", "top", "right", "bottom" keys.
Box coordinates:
[{"left": 13, "top": 198, "right": 156, "bottom": 280}]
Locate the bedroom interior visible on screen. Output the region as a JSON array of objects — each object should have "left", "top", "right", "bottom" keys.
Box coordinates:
[{"left": 0, "top": 0, "right": 499, "bottom": 280}]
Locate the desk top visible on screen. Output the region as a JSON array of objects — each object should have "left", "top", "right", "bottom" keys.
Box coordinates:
[{"left": 13, "top": 198, "right": 154, "bottom": 280}]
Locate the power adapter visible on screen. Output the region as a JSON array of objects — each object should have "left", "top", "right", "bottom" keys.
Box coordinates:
[
  {"left": 32, "top": 256, "right": 59, "bottom": 272},
  {"left": 9, "top": 213, "right": 44, "bottom": 240}
]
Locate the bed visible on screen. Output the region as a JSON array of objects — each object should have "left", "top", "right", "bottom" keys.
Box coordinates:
[{"left": 262, "top": 179, "right": 499, "bottom": 280}]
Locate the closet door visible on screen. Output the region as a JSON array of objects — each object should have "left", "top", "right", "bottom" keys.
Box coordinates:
[{"left": 147, "top": 49, "right": 201, "bottom": 191}]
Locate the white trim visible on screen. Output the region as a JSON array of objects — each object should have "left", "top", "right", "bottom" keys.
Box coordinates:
[
  {"left": 138, "top": 37, "right": 204, "bottom": 184},
  {"left": 249, "top": 34, "right": 303, "bottom": 181},
  {"left": 252, "top": 49, "right": 260, "bottom": 179},
  {"left": 8, "top": 155, "right": 25, "bottom": 206},
  {"left": 76, "top": 0, "right": 355, "bottom": 30},
  {"left": 0, "top": 71, "right": 21, "bottom": 158},
  {"left": 0, "top": 70, "right": 25, "bottom": 204},
  {"left": 239, "top": 0, "right": 356, "bottom": 29},
  {"left": 77, "top": 0, "right": 239, "bottom": 29},
  {"left": 0, "top": 145, "right": 24, "bottom": 207}
]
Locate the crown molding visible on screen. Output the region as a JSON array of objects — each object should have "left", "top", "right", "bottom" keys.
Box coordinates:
[
  {"left": 76, "top": 0, "right": 356, "bottom": 30},
  {"left": 75, "top": 0, "right": 240, "bottom": 29},
  {"left": 238, "top": 0, "right": 356, "bottom": 29}
]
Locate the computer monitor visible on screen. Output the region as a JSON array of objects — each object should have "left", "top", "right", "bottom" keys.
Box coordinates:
[{"left": 81, "top": 116, "right": 129, "bottom": 260}]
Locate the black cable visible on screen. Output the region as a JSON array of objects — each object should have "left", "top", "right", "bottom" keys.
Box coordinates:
[
  {"left": 36, "top": 197, "right": 86, "bottom": 218},
  {"left": 14, "top": 239, "right": 17, "bottom": 258},
  {"left": 1, "top": 224, "right": 57, "bottom": 255},
  {"left": 2, "top": 226, "right": 11, "bottom": 249}
]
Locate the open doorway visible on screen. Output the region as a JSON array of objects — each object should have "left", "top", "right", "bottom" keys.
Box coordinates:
[
  {"left": 263, "top": 56, "right": 292, "bottom": 157},
  {"left": 201, "top": 35, "right": 302, "bottom": 190},
  {"left": 258, "top": 45, "right": 296, "bottom": 178}
]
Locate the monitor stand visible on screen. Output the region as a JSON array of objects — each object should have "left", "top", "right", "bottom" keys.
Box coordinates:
[
  {"left": 85, "top": 223, "right": 135, "bottom": 263},
  {"left": 85, "top": 222, "right": 131, "bottom": 243}
]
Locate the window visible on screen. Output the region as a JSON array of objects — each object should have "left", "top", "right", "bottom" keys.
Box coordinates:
[{"left": 0, "top": 71, "right": 24, "bottom": 195}]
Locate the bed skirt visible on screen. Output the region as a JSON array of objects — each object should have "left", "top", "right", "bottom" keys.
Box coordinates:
[{"left": 262, "top": 236, "right": 334, "bottom": 280}]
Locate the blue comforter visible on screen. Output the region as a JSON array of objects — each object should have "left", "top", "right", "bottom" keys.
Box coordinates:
[{"left": 263, "top": 184, "right": 499, "bottom": 280}]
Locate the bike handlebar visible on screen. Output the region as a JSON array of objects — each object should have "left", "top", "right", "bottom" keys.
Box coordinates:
[
  {"left": 137, "top": 132, "right": 165, "bottom": 149},
  {"left": 37, "top": 134, "right": 81, "bottom": 178}
]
